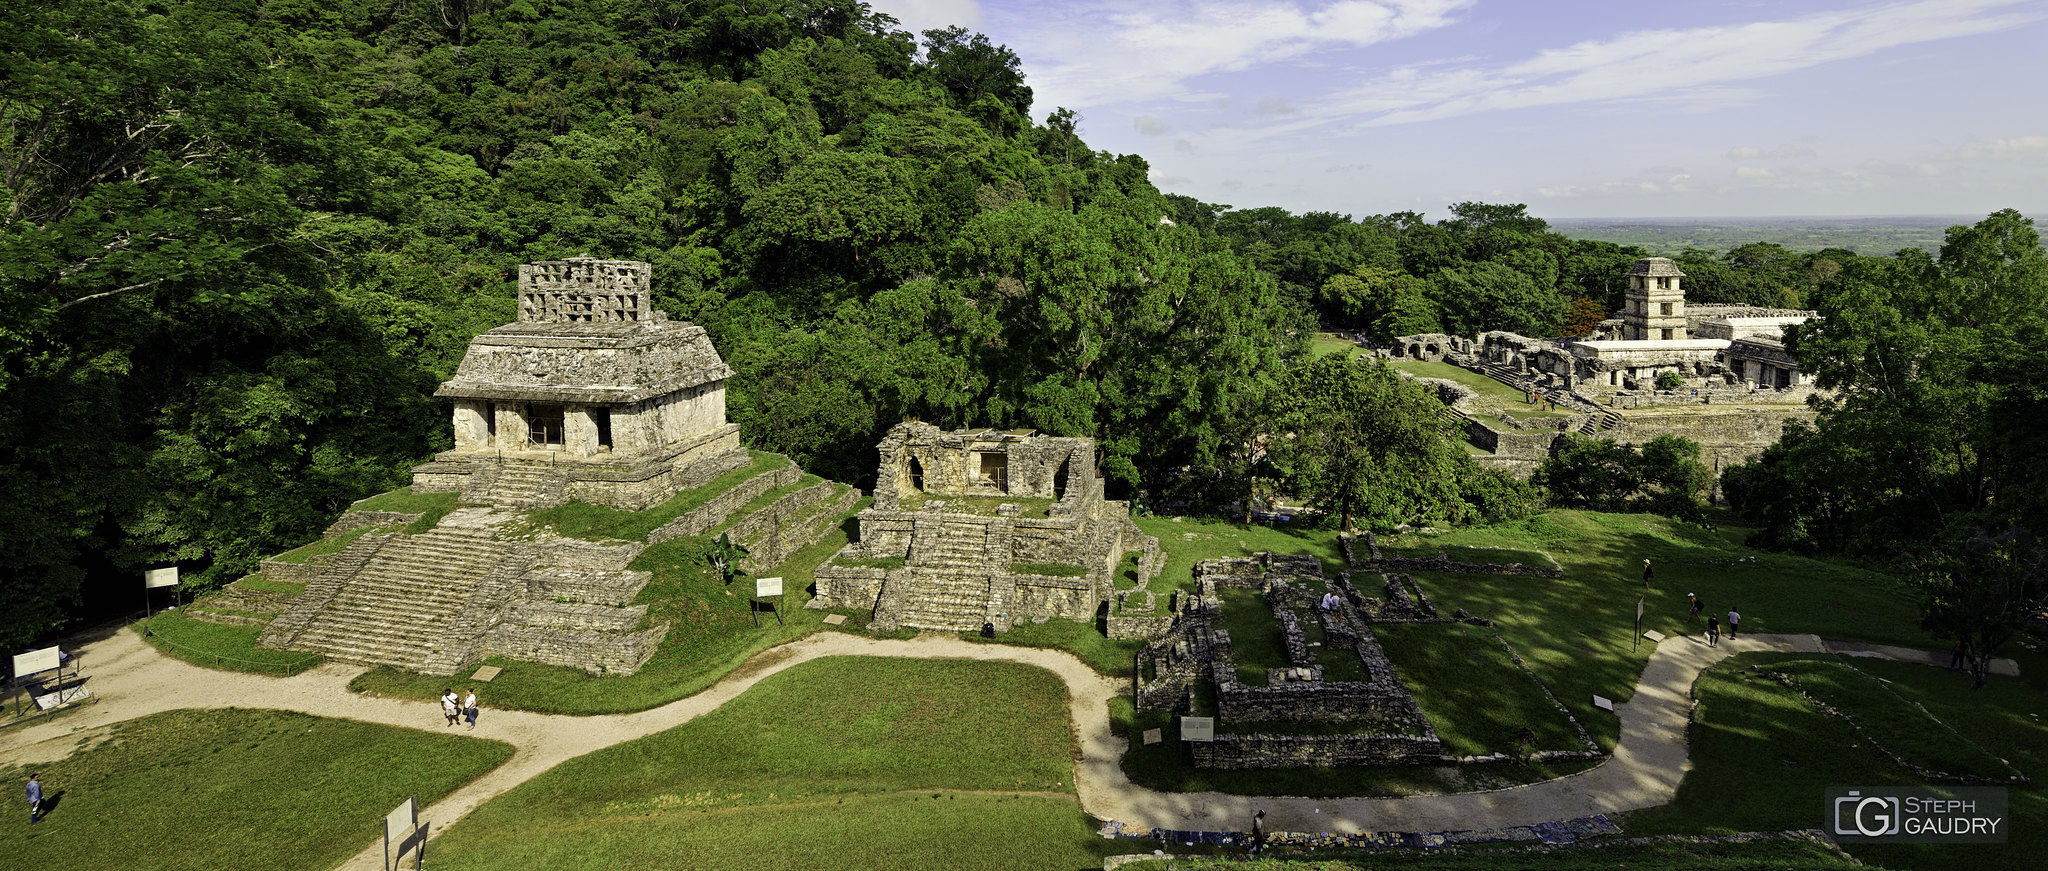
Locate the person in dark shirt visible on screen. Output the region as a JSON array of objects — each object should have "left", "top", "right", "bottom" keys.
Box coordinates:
[{"left": 27, "top": 773, "right": 42, "bottom": 824}]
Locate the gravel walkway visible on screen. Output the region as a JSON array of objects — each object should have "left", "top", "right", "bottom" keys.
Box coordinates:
[{"left": 2, "top": 626, "right": 1915, "bottom": 868}]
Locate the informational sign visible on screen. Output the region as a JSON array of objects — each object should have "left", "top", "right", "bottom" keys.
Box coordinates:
[
  {"left": 1142, "top": 728, "right": 1163, "bottom": 746},
  {"left": 1635, "top": 597, "right": 1645, "bottom": 623},
  {"left": 755, "top": 577, "right": 783, "bottom": 598},
  {"left": 385, "top": 796, "right": 417, "bottom": 844},
  {"left": 11, "top": 646, "right": 59, "bottom": 679},
  {"left": 1179, "top": 716, "right": 1215, "bottom": 743},
  {"left": 1642, "top": 630, "right": 1667, "bottom": 643},
  {"left": 144, "top": 567, "right": 179, "bottom": 589},
  {"left": 34, "top": 686, "right": 90, "bottom": 710},
  {"left": 1592, "top": 695, "right": 1614, "bottom": 712}
]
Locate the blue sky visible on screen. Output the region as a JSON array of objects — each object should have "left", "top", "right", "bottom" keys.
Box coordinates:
[{"left": 870, "top": 0, "right": 2048, "bottom": 219}]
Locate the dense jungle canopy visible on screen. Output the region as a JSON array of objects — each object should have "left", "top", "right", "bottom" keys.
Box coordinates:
[{"left": 2, "top": 0, "right": 2038, "bottom": 649}]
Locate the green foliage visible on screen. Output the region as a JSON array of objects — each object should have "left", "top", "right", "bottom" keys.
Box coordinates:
[
  {"left": 135, "top": 613, "right": 322, "bottom": 675},
  {"left": 1907, "top": 527, "right": 2047, "bottom": 688},
  {"left": 1533, "top": 434, "right": 1709, "bottom": 522},
  {"left": 0, "top": 708, "right": 512, "bottom": 871},
  {"left": 1654, "top": 369, "right": 1685, "bottom": 390}
]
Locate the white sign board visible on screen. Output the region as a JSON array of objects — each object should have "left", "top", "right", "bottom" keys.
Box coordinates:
[
  {"left": 144, "top": 567, "right": 179, "bottom": 589},
  {"left": 755, "top": 577, "right": 783, "bottom": 598},
  {"left": 34, "top": 686, "right": 90, "bottom": 710},
  {"left": 1179, "top": 716, "right": 1215, "bottom": 743},
  {"left": 1593, "top": 695, "right": 1614, "bottom": 712},
  {"left": 11, "top": 646, "right": 59, "bottom": 679},
  {"left": 384, "top": 796, "right": 417, "bottom": 843}
]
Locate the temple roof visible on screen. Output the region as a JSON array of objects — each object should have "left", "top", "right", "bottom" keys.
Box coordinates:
[{"left": 1627, "top": 257, "right": 1687, "bottom": 277}]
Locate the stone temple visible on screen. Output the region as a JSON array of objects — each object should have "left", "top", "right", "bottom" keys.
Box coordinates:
[
  {"left": 814, "top": 422, "right": 1160, "bottom": 632},
  {"left": 258, "top": 259, "right": 786, "bottom": 676},
  {"left": 409, "top": 257, "right": 747, "bottom": 510}
]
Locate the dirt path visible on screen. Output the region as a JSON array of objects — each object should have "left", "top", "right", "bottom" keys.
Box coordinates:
[{"left": 0, "top": 626, "right": 1936, "bottom": 868}]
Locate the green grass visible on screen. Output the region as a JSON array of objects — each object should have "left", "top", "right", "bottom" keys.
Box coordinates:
[
  {"left": 1130, "top": 515, "right": 1348, "bottom": 616},
  {"left": 0, "top": 708, "right": 513, "bottom": 871},
  {"left": 429, "top": 657, "right": 1120, "bottom": 871},
  {"left": 1386, "top": 359, "right": 1574, "bottom": 419},
  {"left": 1375, "top": 541, "right": 1560, "bottom": 570},
  {"left": 341, "top": 487, "right": 463, "bottom": 534},
  {"left": 1758, "top": 659, "right": 2015, "bottom": 779},
  {"left": 1374, "top": 624, "right": 1583, "bottom": 756},
  {"left": 1384, "top": 509, "right": 1924, "bottom": 750},
  {"left": 957, "top": 618, "right": 1144, "bottom": 677},
  {"left": 136, "top": 612, "right": 322, "bottom": 675},
  {"left": 269, "top": 524, "right": 379, "bottom": 564},
  {"left": 1218, "top": 587, "right": 1292, "bottom": 684},
  {"left": 1622, "top": 650, "right": 2048, "bottom": 871},
  {"left": 1108, "top": 834, "right": 1868, "bottom": 869},
  {"left": 1312, "top": 333, "right": 1370, "bottom": 359},
  {"left": 348, "top": 497, "right": 868, "bottom": 715},
  {"left": 523, "top": 451, "right": 787, "bottom": 542}
]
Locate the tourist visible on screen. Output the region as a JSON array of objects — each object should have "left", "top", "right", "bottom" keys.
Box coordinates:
[
  {"left": 441, "top": 689, "right": 459, "bottom": 727},
  {"left": 1686, "top": 592, "right": 1700, "bottom": 622},
  {"left": 26, "top": 773, "right": 41, "bottom": 824},
  {"left": 1706, "top": 615, "right": 1720, "bottom": 647},
  {"left": 1249, "top": 809, "right": 1267, "bottom": 857},
  {"left": 463, "top": 687, "right": 479, "bottom": 730},
  {"left": 1950, "top": 640, "right": 1968, "bottom": 672},
  {"left": 1641, "top": 558, "right": 1654, "bottom": 588},
  {"left": 1319, "top": 591, "right": 1341, "bottom": 613},
  {"left": 1726, "top": 606, "right": 1741, "bottom": 638}
]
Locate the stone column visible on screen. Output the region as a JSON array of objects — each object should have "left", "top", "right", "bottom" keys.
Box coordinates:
[
  {"left": 496, "top": 403, "right": 529, "bottom": 451},
  {"left": 565, "top": 406, "right": 601, "bottom": 458},
  {"left": 452, "top": 400, "right": 491, "bottom": 452}
]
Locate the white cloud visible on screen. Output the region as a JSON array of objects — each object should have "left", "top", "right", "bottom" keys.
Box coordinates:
[
  {"left": 1020, "top": 1, "right": 1472, "bottom": 110},
  {"left": 1735, "top": 166, "right": 1776, "bottom": 179},
  {"left": 869, "top": 0, "right": 983, "bottom": 34},
  {"left": 1330, "top": 0, "right": 2042, "bottom": 126},
  {"left": 1725, "top": 144, "right": 1817, "bottom": 160},
  {"left": 1133, "top": 114, "right": 1171, "bottom": 135}
]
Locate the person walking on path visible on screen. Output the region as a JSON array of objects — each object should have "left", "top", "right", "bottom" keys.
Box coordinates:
[
  {"left": 1249, "top": 809, "right": 1267, "bottom": 857},
  {"left": 1641, "top": 559, "right": 1654, "bottom": 589},
  {"left": 441, "top": 689, "right": 459, "bottom": 727},
  {"left": 1706, "top": 616, "right": 1721, "bottom": 647},
  {"left": 1687, "top": 593, "right": 1701, "bottom": 623},
  {"left": 463, "top": 688, "right": 479, "bottom": 730},
  {"left": 1726, "top": 607, "right": 1741, "bottom": 638},
  {"left": 26, "top": 773, "right": 41, "bottom": 824}
]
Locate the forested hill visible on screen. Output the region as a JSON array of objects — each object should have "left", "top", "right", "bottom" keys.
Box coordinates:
[{"left": 0, "top": 0, "right": 2024, "bottom": 649}]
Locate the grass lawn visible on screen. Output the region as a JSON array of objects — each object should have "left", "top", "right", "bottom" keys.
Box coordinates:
[
  {"left": 349, "top": 499, "right": 867, "bottom": 715},
  {"left": 429, "top": 657, "right": 1120, "bottom": 871},
  {"left": 1386, "top": 359, "right": 1574, "bottom": 419},
  {"left": 1622, "top": 648, "right": 2048, "bottom": 871},
  {"left": 1312, "top": 333, "right": 1370, "bottom": 359},
  {"left": 1107, "top": 834, "right": 1868, "bottom": 869},
  {"left": 136, "top": 612, "right": 322, "bottom": 675},
  {"left": 1375, "top": 623, "right": 1586, "bottom": 756},
  {"left": 1129, "top": 515, "right": 1349, "bottom": 616},
  {"left": 1386, "top": 510, "right": 1925, "bottom": 750},
  {"left": 954, "top": 617, "right": 1143, "bottom": 677},
  {"left": 268, "top": 524, "right": 381, "bottom": 564},
  {"left": 0, "top": 708, "right": 512, "bottom": 871}
]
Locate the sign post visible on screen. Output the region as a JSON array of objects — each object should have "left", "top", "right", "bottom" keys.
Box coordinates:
[
  {"left": 143, "top": 567, "right": 178, "bottom": 619},
  {"left": 10, "top": 647, "right": 61, "bottom": 720},
  {"left": 1633, "top": 596, "right": 1645, "bottom": 652},
  {"left": 753, "top": 577, "right": 784, "bottom": 627},
  {"left": 383, "top": 795, "right": 418, "bottom": 871}
]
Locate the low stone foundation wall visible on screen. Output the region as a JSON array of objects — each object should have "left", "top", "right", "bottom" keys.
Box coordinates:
[
  {"left": 1190, "top": 732, "right": 1446, "bottom": 769},
  {"left": 648, "top": 464, "right": 802, "bottom": 544},
  {"left": 324, "top": 510, "right": 423, "bottom": 536},
  {"left": 1108, "top": 615, "right": 1175, "bottom": 640},
  {"left": 484, "top": 623, "right": 666, "bottom": 675}
]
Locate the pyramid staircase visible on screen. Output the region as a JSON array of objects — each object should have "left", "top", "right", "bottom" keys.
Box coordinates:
[
  {"left": 461, "top": 462, "right": 567, "bottom": 509},
  {"left": 260, "top": 514, "right": 528, "bottom": 672}
]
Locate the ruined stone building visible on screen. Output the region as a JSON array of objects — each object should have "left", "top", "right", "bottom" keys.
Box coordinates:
[
  {"left": 409, "top": 258, "right": 748, "bottom": 509},
  {"left": 259, "top": 259, "right": 812, "bottom": 676},
  {"left": 813, "top": 422, "right": 1159, "bottom": 632},
  {"left": 1388, "top": 257, "right": 1822, "bottom": 481}
]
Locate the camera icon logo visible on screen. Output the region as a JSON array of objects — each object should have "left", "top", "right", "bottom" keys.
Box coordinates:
[{"left": 1834, "top": 790, "right": 1902, "bottom": 837}]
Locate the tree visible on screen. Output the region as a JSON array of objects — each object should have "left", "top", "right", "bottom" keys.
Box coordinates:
[
  {"left": 1532, "top": 434, "right": 1708, "bottom": 521},
  {"left": 1561, "top": 296, "right": 1608, "bottom": 338},
  {"left": 1429, "top": 261, "right": 1567, "bottom": 337},
  {"left": 1270, "top": 355, "right": 1464, "bottom": 532},
  {"left": 919, "top": 26, "right": 1031, "bottom": 135},
  {"left": 1910, "top": 528, "right": 2046, "bottom": 689}
]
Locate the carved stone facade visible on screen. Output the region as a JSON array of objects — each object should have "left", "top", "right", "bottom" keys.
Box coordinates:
[
  {"left": 411, "top": 257, "right": 744, "bottom": 510},
  {"left": 814, "top": 422, "right": 1158, "bottom": 632}
]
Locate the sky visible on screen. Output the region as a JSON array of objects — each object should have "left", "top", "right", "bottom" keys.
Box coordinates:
[{"left": 868, "top": 0, "right": 2048, "bottom": 220}]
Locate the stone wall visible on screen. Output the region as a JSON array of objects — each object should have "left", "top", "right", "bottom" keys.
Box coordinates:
[
  {"left": 324, "top": 511, "right": 422, "bottom": 536},
  {"left": 1189, "top": 732, "right": 1446, "bottom": 769},
  {"left": 484, "top": 622, "right": 665, "bottom": 675},
  {"left": 1605, "top": 405, "right": 1817, "bottom": 478},
  {"left": 648, "top": 464, "right": 803, "bottom": 544}
]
